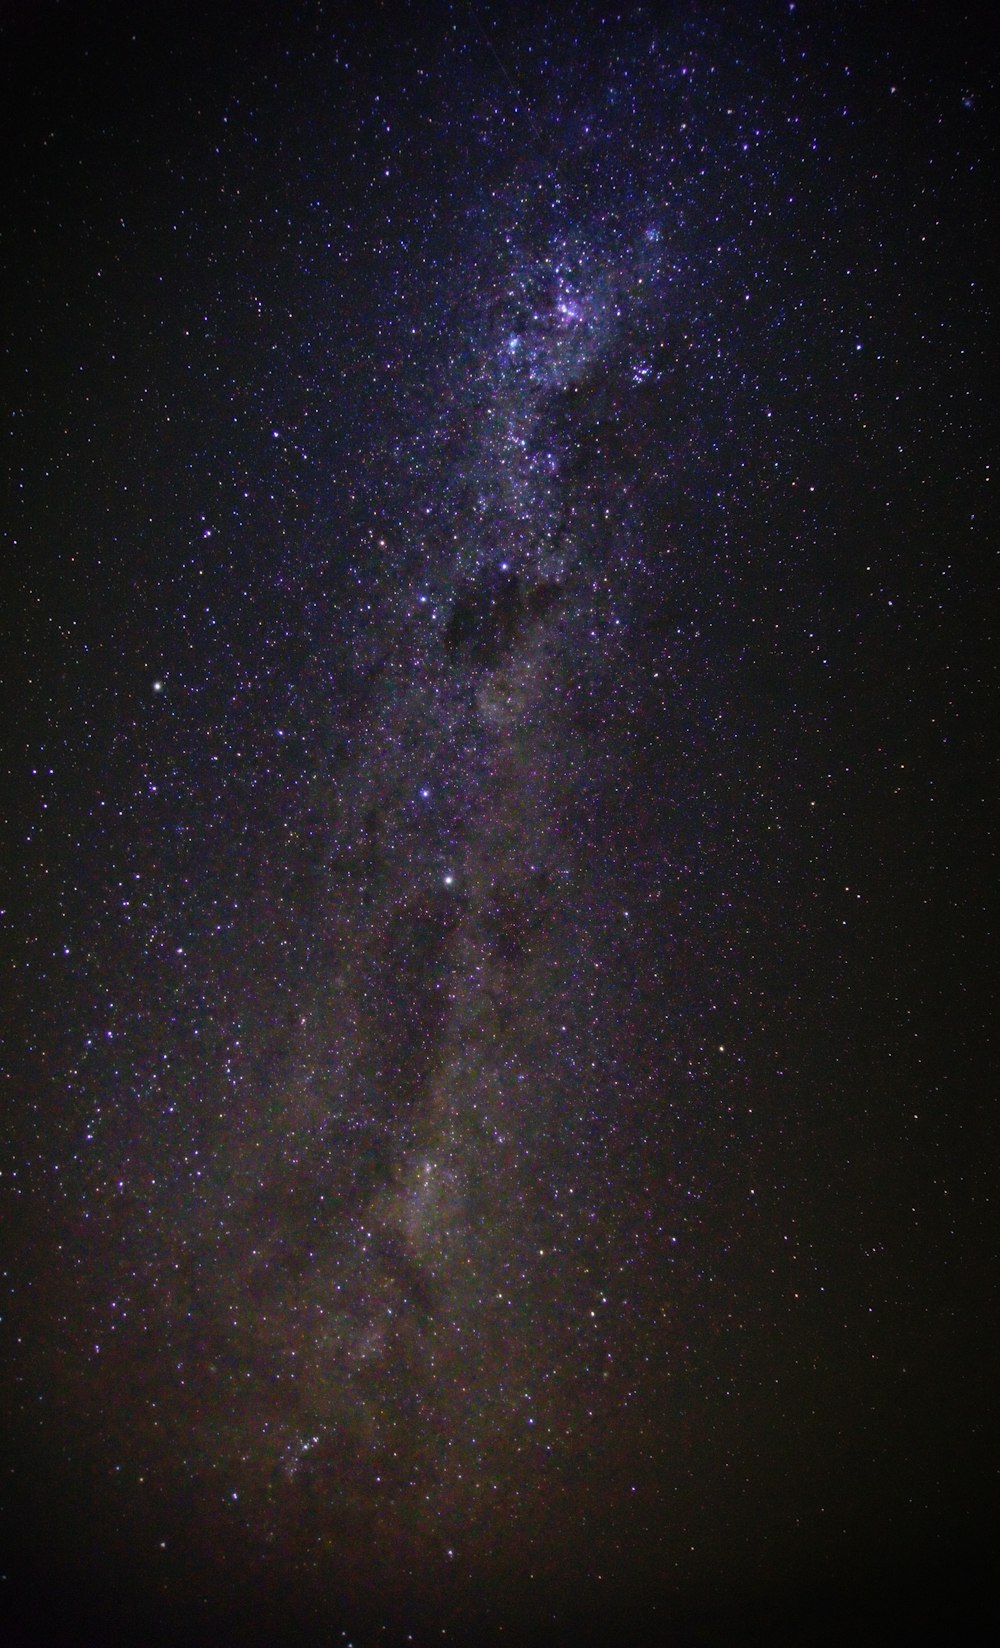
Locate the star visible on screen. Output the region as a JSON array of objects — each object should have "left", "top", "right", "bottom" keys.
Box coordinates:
[{"left": 6, "top": 4, "right": 994, "bottom": 1646}]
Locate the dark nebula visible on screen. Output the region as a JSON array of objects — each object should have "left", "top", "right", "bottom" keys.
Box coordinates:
[{"left": 2, "top": 3, "right": 996, "bottom": 1646}]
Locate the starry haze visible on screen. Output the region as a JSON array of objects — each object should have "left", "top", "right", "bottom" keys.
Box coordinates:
[{"left": 2, "top": 3, "right": 996, "bottom": 1645}]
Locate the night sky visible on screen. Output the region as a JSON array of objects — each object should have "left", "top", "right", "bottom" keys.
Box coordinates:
[{"left": 2, "top": 3, "right": 997, "bottom": 1645}]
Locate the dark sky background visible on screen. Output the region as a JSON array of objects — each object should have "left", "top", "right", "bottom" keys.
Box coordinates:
[{"left": 2, "top": 3, "right": 997, "bottom": 1645}]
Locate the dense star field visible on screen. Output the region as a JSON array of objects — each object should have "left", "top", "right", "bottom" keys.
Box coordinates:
[{"left": 2, "top": 2, "right": 996, "bottom": 1644}]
